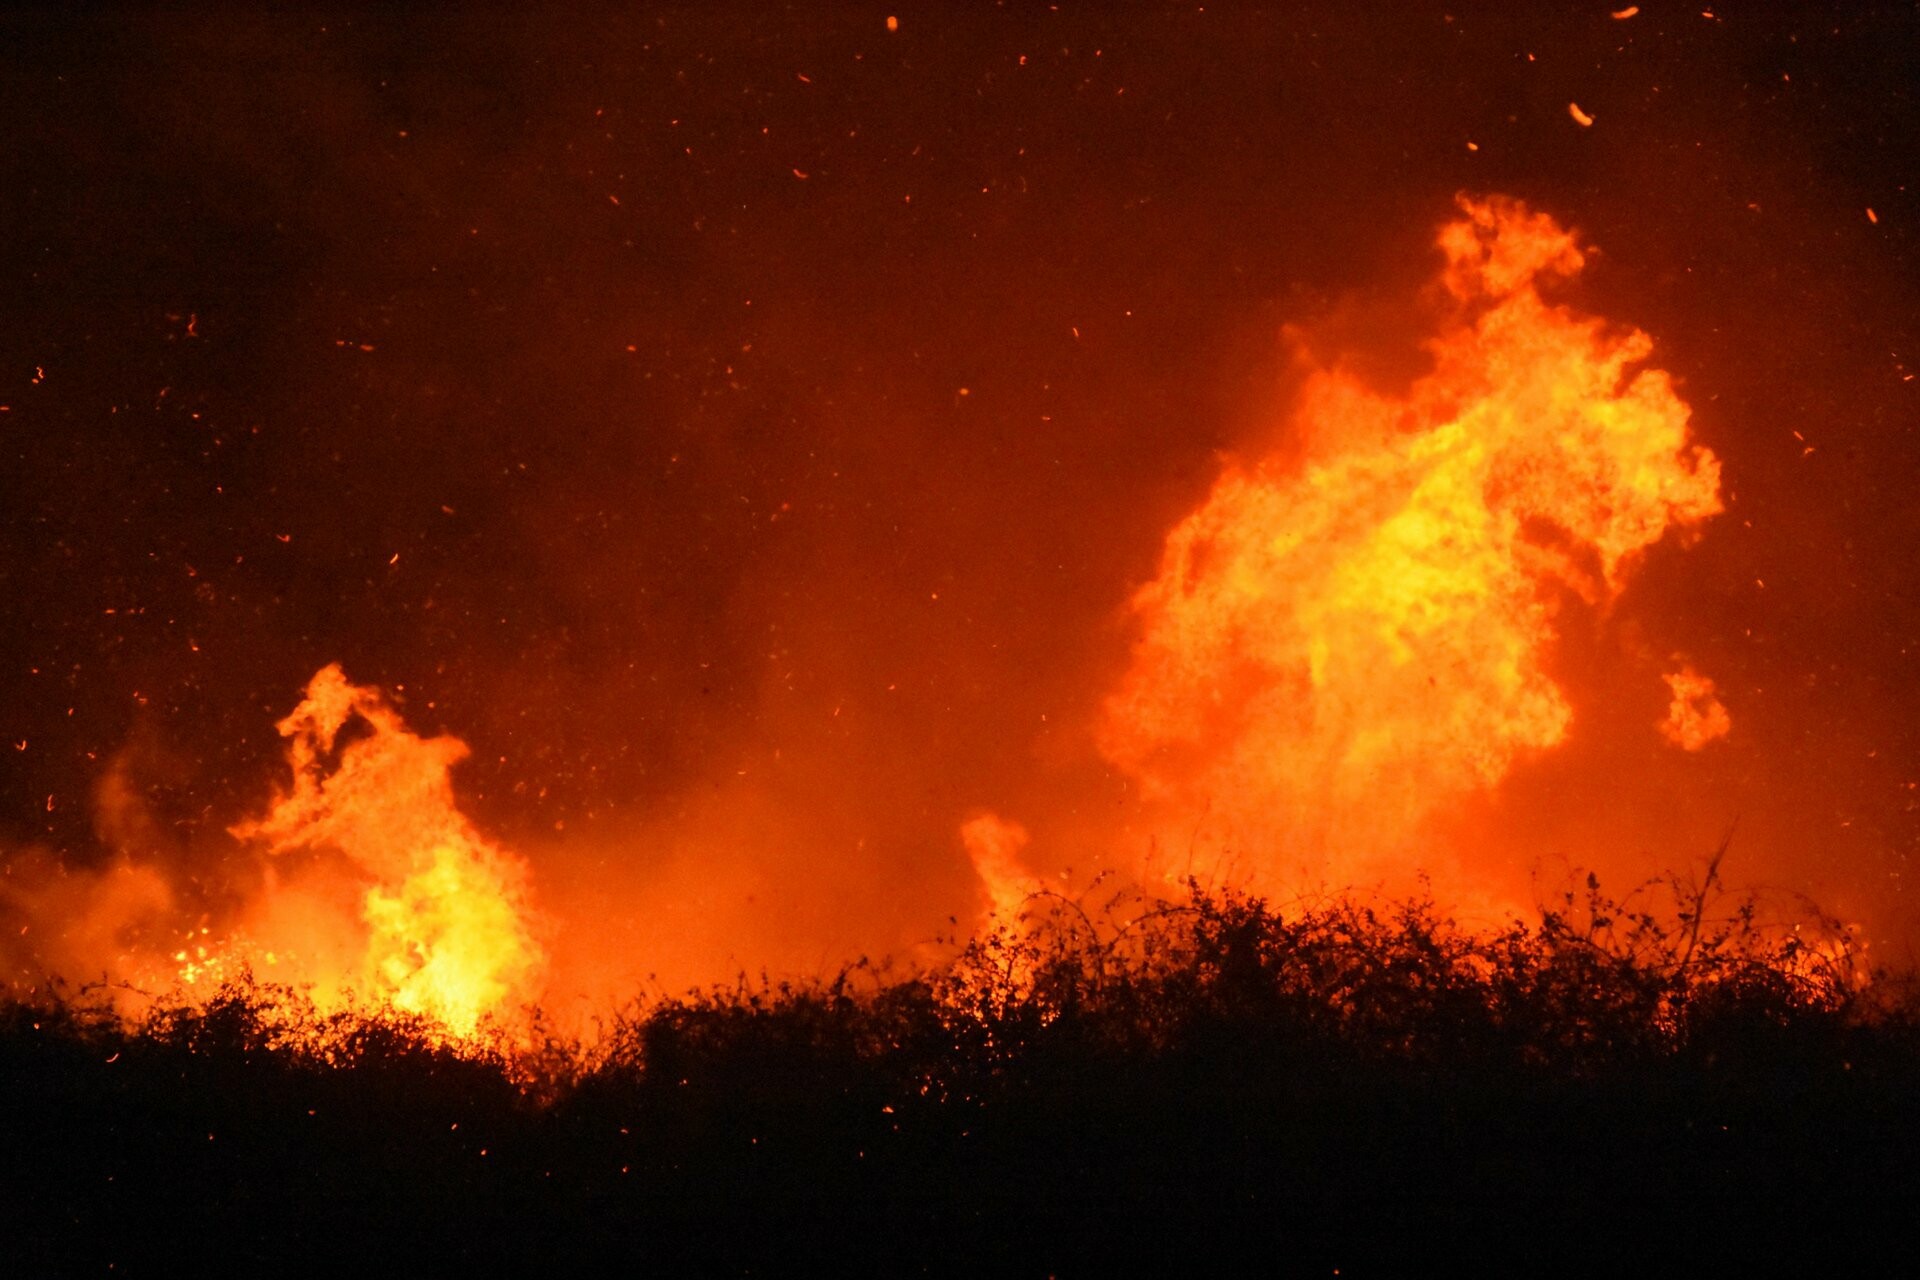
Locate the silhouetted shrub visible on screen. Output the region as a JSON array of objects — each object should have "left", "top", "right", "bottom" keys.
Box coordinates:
[{"left": 4, "top": 872, "right": 1917, "bottom": 1272}]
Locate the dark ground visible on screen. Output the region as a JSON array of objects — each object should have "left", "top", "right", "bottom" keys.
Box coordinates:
[{"left": 6, "top": 889, "right": 1918, "bottom": 1274}]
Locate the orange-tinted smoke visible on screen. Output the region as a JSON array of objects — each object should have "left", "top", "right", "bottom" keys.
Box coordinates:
[{"left": 1098, "top": 195, "right": 1725, "bottom": 900}]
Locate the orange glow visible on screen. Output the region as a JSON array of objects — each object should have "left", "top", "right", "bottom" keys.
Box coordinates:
[
  {"left": 225, "top": 665, "right": 545, "bottom": 1039},
  {"left": 1100, "top": 195, "right": 1724, "bottom": 899}
]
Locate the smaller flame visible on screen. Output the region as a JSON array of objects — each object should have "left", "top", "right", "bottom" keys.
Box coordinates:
[
  {"left": 1659, "top": 665, "right": 1731, "bottom": 752},
  {"left": 230, "top": 665, "right": 545, "bottom": 1037},
  {"left": 962, "top": 812, "right": 1040, "bottom": 926}
]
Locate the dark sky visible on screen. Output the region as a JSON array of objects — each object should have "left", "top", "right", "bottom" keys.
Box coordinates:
[{"left": 3, "top": 3, "right": 1918, "bottom": 982}]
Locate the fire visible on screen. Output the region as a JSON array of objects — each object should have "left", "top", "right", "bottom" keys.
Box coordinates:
[
  {"left": 229, "top": 665, "right": 545, "bottom": 1037},
  {"left": 5, "top": 195, "right": 1754, "bottom": 1037},
  {"left": 1659, "top": 665, "right": 1731, "bottom": 752},
  {"left": 1100, "top": 195, "right": 1725, "bottom": 897},
  {"left": 962, "top": 812, "right": 1041, "bottom": 926}
]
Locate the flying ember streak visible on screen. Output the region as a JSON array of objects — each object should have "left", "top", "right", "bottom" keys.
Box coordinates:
[
  {"left": 229, "top": 665, "right": 546, "bottom": 1037},
  {"left": 1098, "top": 195, "right": 1725, "bottom": 897}
]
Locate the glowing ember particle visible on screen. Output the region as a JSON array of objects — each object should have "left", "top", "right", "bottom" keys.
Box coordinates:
[
  {"left": 1660, "top": 666, "right": 1731, "bottom": 751},
  {"left": 887, "top": 15, "right": 898, "bottom": 32},
  {"left": 1867, "top": 208, "right": 1879, "bottom": 224},
  {"left": 1611, "top": 5, "right": 1639, "bottom": 17},
  {"left": 1569, "top": 102, "right": 1595, "bottom": 127}
]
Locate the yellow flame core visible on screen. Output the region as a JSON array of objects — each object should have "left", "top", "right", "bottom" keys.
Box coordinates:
[
  {"left": 1100, "top": 196, "right": 1724, "bottom": 885},
  {"left": 230, "top": 665, "right": 544, "bottom": 1037}
]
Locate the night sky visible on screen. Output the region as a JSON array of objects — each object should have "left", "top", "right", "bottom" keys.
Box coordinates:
[{"left": 4, "top": 3, "right": 1918, "bottom": 989}]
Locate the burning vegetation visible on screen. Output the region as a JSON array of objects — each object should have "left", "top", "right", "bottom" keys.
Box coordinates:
[
  {"left": 7, "top": 197, "right": 1749, "bottom": 1041},
  {"left": 5, "top": 3, "right": 1919, "bottom": 1266},
  {"left": 5, "top": 663, "right": 545, "bottom": 1044},
  {"left": 6, "top": 191, "right": 1915, "bottom": 1268}
]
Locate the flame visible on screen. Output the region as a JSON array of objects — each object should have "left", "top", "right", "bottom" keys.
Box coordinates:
[
  {"left": 229, "top": 665, "right": 545, "bottom": 1037},
  {"left": 1659, "top": 665, "right": 1731, "bottom": 752},
  {"left": 1100, "top": 195, "right": 1724, "bottom": 896},
  {"left": 962, "top": 812, "right": 1040, "bottom": 926}
]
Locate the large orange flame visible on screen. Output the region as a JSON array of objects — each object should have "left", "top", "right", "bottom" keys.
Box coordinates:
[
  {"left": 228, "top": 664, "right": 545, "bottom": 1038},
  {"left": 1098, "top": 195, "right": 1724, "bottom": 899}
]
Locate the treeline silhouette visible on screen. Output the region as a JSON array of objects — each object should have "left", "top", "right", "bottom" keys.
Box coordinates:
[{"left": 6, "top": 874, "right": 1918, "bottom": 1273}]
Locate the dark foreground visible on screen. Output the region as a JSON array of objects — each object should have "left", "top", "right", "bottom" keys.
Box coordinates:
[{"left": 6, "top": 885, "right": 1919, "bottom": 1274}]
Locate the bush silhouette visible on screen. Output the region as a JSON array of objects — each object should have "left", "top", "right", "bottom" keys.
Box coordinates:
[{"left": 4, "top": 870, "right": 1917, "bottom": 1271}]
